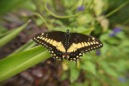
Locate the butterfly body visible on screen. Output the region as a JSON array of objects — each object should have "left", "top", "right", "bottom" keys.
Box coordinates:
[{"left": 33, "top": 30, "right": 103, "bottom": 61}]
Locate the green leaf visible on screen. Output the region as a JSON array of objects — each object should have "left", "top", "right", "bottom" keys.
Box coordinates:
[
  {"left": 0, "top": 46, "right": 50, "bottom": 82},
  {"left": 61, "top": 72, "right": 68, "bottom": 81},
  {"left": 81, "top": 61, "right": 96, "bottom": 75},
  {"left": 91, "top": 80, "right": 101, "bottom": 86},
  {"left": 0, "top": 20, "right": 30, "bottom": 48},
  {"left": 69, "top": 62, "right": 80, "bottom": 83},
  {"left": 0, "top": 26, "right": 7, "bottom": 34},
  {"left": 0, "top": 0, "right": 27, "bottom": 15},
  {"left": 76, "top": 14, "right": 93, "bottom": 25},
  {"left": 93, "top": 0, "right": 105, "bottom": 16},
  {"left": 70, "top": 68, "right": 80, "bottom": 83},
  {"left": 71, "top": 81, "right": 89, "bottom": 86},
  {"left": 9, "top": 40, "right": 35, "bottom": 56},
  {"left": 100, "top": 61, "right": 119, "bottom": 77},
  {"left": 72, "top": 26, "right": 94, "bottom": 35}
]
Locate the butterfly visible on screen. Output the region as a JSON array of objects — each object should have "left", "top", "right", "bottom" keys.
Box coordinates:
[{"left": 33, "top": 30, "right": 103, "bottom": 61}]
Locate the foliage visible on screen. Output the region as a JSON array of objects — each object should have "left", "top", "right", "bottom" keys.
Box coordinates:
[{"left": 0, "top": 0, "right": 129, "bottom": 86}]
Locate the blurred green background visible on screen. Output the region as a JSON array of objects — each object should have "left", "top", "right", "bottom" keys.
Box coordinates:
[{"left": 0, "top": 0, "right": 129, "bottom": 86}]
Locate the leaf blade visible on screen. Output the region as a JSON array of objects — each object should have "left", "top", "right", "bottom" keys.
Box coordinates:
[
  {"left": 0, "top": 20, "right": 30, "bottom": 48},
  {"left": 0, "top": 46, "right": 50, "bottom": 82}
]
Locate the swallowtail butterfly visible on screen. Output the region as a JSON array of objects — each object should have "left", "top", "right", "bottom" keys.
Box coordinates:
[{"left": 33, "top": 30, "right": 103, "bottom": 61}]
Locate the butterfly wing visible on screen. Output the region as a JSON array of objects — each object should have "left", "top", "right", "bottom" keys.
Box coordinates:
[
  {"left": 66, "top": 33, "right": 103, "bottom": 61},
  {"left": 33, "top": 31, "right": 103, "bottom": 61},
  {"left": 33, "top": 31, "right": 67, "bottom": 60}
]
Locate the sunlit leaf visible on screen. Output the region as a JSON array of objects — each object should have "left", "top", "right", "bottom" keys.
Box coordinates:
[
  {"left": 69, "top": 62, "right": 80, "bottom": 83},
  {"left": 100, "top": 61, "right": 119, "bottom": 77},
  {"left": 0, "top": 20, "right": 30, "bottom": 48},
  {"left": 81, "top": 61, "right": 96, "bottom": 75},
  {"left": 0, "top": 46, "right": 50, "bottom": 82}
]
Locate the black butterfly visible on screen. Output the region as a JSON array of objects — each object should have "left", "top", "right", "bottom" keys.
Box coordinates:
[{"left": 33, "top": 30, "right": 103, "bottom": 61}]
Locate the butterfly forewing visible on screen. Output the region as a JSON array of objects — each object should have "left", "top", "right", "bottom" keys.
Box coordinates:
[{"left": 33, "top": 31, "right": 65, "bottom": 47}]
